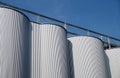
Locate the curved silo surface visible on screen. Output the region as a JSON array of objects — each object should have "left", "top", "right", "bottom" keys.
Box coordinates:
[
  {"left": 106, "top": 48, "right": 120, "bottom": 78},
  {"left": 31, "top": 23, "right": 69, "bottom": 78},
  {"left": 0, "top": 7, "right": 30, "bottom": 78},
  {"left": 68, "top": 36, "right": 109, "bottom": 78},
  {"left": 31, "top": 22, "right": 41, "bottom": 78}
]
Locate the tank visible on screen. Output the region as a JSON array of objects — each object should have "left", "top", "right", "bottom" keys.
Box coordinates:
[
  {"left": 68, "top": 36, "right": 109, "bottom": 78},
  {"left": 31, "top": 22, "right": 41, "bottom": 78},
  {"left": 106, "top": 48, "right": 120, "bottom": 78},
  {"left": 0, "top": 7, "right": 30, "bottom": 78},
  {"left": 31, "top": 22, "right": 70, "bottom": 78}
]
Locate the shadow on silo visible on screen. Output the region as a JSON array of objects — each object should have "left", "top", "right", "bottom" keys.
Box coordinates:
[
  {"left": 22, "top": 22, "right": 32, "bottom": 78},
  {"left": 67, "top": 40, "right": 75, "bottom": 78},
  {"left": 104, "top": 52, "right": 112, "bottom": 78}
]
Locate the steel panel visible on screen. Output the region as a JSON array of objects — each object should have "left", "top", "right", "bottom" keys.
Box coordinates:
[
  {"left": 68, "top": 36, "right": 109, "bottom": 78},
  {"left": 0, "top": 7, "right": 30, "bottom": 78},
  {"left": 31, "top": 23, "right": 69, "bottom": 78},
  {"left": 106, "top": 48, "right": 120, "bottom": 78}
]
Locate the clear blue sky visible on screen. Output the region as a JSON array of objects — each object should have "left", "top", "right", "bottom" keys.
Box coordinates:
[{"left": 1, "top": 0, "right": 120, "bottom": 39}]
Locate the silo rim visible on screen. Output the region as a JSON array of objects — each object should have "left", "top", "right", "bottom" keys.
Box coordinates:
[
  {"left": 68, "top": 35, "right": 103, "bottom": 44},
  {"left": 0, "top": 6, "right": 30, "bottom": 21},
  {"left": 105, "top": 47, "right": 120, "bottom": 50},
  {"left": 31, "top": 21, "right": 67, "bottom": 33}
]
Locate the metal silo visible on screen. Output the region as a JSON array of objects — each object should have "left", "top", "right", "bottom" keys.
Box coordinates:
[
  {"left": 106, "top": 48, "right": 120, "bottom": 78},
  {"left": 68, "top": 36, "right": 109, "bottom": 78},
  {"left": 31, "top": 22, "right": 41, "bottom": 78},
  {"left": 0, "top": 7, "right": 30, "bottom": 78},
  {"left": 31, "top": 22, "right": 70, "bottom": 78}
]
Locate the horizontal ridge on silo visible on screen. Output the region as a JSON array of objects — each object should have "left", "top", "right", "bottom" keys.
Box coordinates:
[
  {"left": 0, "top": 7, "right": 30, "bottom": 78},
  {"left": 68, "top": 36, "right": 109, "bottom": 78}
]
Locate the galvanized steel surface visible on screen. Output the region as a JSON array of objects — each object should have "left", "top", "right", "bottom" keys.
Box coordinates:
[
  {"left": 0, "top": 7, "right": 30, "bottom": 78},
  {"left": 31, "top": 23, "right": 69, "bottom": 78},
  {"left": 68, "top": 36, "right": 109, "bottom": 78},
  {"left": 31, "top": 22, "right": 41, "bottom": 78},
  {"left": 106, "top": 48, "right": 120, "bottom": 78}
]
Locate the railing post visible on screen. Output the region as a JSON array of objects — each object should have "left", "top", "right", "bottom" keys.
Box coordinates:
[
  {"left": 86, "top": 30, "right": 90, "bottom": 35},
  {"left": 37, "top": 16, "right": 40, "bottom": 23},
  {"left": 107, "top": 37, "right": 111, "bottom": 49},
  {"left": 100, "top": 36, "right": 103, "bottom": 40},
  {"left": 64, "top": 22, "right": 67, "bottom": 29}
]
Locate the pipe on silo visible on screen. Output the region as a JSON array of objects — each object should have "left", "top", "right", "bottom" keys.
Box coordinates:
[
  {"left": 31, "top": 22, "right": 70, "bottom": 78},
  {"left": 68, "top": 36, "right": 109, "bottom": 78},
  {"left": 0, "top": 7, "right": 31, "bottom": 78},
  {"left": 106, "top": 48, "right": 120, "bottom": 78}
]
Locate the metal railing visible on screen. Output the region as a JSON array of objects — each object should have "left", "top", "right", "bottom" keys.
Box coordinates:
[{"left": 0, "top": 1, "right": 120, "bottom": 49}]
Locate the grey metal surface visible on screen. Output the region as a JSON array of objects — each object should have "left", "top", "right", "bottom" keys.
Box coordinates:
[
  {"left": 0, "top": 7, "right": 30, "bottom": 78},
  {"left": 31, "top": 22, "right": 41, "bottom": 78},
  {"left": 68, "top": 36, "right": 109, "bottom": 78},
  {"left": 106, "top": 48, "right": 120, "bottom": 78},
  {"left": 31, "top": 23, "right": 70, "bottom": 78}
]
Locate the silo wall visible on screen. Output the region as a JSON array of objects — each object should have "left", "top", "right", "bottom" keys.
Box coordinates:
[
  {"left": 31, "top": 23, "right": 70, "bottom": 78},
  {"left": 0, "top": 7, "right": 31, "bottom": 78},
  {"left": 31, "top": 22, "right": 41, "bottom": 78},
  {"left": 106, "top": 48, "right": 120, "bottom": 78},
  {"left": 68, "top": 36, "right": 109, "bottom": 78}
]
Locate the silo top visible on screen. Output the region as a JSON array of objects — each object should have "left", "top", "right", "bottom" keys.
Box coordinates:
[
  {"left": 31, "top": 22, "right": 67, "bottom": 33},
  {"left": 0, "top": 6, "right": 30, "bottom": 21},
  {"left": 106, "top": 47, "right": 120, "bottom": 51},
  {"left": 68, "top": 35, "right": 103, "bottom": 44}
]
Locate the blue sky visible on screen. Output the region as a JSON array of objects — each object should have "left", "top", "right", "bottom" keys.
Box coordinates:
[{"left": 1, "top": 0, "right": 120, "bottom": 39}]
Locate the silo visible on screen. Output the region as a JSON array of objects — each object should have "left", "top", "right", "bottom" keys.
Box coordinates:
[
  {"left": 0, "top": 7, "right": 30, "bottom": 78},
  {"left": 31, "top": 22, "right": 70, "bottom": 78},
  {"left": 31, "top": 22, "right": 41, "bottom": 78},
  {"left": 68, "top": 36, "right": 109, "bottom": 78},
  {"left": 106, "top": 48, "right": 120, "bottom": 78}
]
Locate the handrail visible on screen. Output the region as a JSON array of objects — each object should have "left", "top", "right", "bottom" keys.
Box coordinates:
[{"left": 0, "top": 1, "right": 120, "bottom": 44}]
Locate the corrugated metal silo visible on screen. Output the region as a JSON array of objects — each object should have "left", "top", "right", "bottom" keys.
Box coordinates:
[
  {"left": 68, "top": 36, "right": 109, "bottom": 78},
  {"left": 0, "top": 7, "right": 30, "bottom": 78},
  {"left": 31, "top": 22, "right": 70, "bottom": 78},
  {"left": 106, "top": 48, "right": 120, "bottom": 78},
  {"left": 31, "top": 22, "right": 41, "bottom": 78}
]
